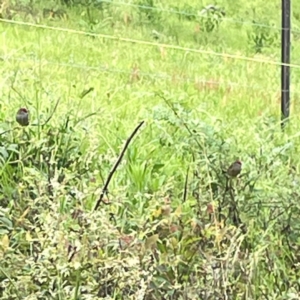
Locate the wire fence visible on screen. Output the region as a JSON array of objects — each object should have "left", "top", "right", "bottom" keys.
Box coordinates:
[
  {"left": 99, "top": 0, "right": 300, "bottom": 34},
  {"left": 1, "top": 18, "right": 300, "bottom": 69},
  {"left": 2, "top": 55, "right": 250, "bottom": 89},
  {"left": 2, "top": 55, "right": 299, "bottom": 97},
  {"left": 0, "top": 7, "right": 299, "bottom": 100}
]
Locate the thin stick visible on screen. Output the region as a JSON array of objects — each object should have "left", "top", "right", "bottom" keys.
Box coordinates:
[
  {"left": 32, "top": 97, "right": 61, "bottom": 127},
  {"left": 156, "top": 92, "right": 222, "bottom": 177},
  {"left": 182, "top": 165, "right": 189, "bottom": 203},
  {"left": 155, "top": 92, "right": 203, "bottom": 149},
  {"left": 93, "top": 121, "right": 145, "bottom": 211}
]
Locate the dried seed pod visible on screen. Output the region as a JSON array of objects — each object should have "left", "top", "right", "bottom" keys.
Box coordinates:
[{"left": 16, "top": 108, "right": 29, "bottom": 126}]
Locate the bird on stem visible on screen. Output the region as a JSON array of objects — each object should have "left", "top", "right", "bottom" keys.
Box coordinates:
[
  {"left": 16, "top": 108, "right": 29, "bottom": 126},
  {"left": 226, "top": 160, "right": 242, "bottom": 178}
]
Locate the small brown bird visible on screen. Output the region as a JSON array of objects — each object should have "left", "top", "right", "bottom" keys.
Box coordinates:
[
  {"left": 16, "top": 108, "right": 29, "bottom": 126},
  {"left": 226, "top": 160, "right": 242, "bottom": 177}
]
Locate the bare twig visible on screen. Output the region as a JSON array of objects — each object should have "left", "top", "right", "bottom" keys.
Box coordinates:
[
  {"left": 31, "top": 97, "right": 61, "bottom": 127},
  {"left": 11, "top": 86, "right": 24, "bottom": 101},
  {"left": 93, "top": 121, "right": 145, "bottom": 211},
  {"left": 74, "top": 107, "right": 102, "bottom": 126},
  {"left": 182, "top": 165, "right": 189, "bottom": 203},
  {"left": 155, "top": 92, "right": 220, "bottom": 176},
  {"left": 0, "top": 128, "right": 16, "bottom": 136},
  {"left": 155, "top": 92, "right": 203, "bottom": 149},
  {"left": 9, "top": 70, "right": 19, "bottom": 102}
]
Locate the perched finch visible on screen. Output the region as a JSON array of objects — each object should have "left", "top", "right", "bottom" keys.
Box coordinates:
[
  {"left": 16, "top": 108, "right": 29, "bottom": 126},
  {"left": 226, "top": 160, "right": 242, "bottom": 177}
]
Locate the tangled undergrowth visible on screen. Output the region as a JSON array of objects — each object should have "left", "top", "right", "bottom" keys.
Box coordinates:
[{"left": 0, "top": 98, "right": 300, "bottom": 300}]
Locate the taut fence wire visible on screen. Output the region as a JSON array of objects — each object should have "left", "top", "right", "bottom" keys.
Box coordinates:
[
  {"left": 99, "top": 0, "right": 300, "bottom": 34},
  {"left": 0, "top": 55, "right": 275, "bottom": 91},
  {"left": 1, "top": 18, "right": 300, "bottom": 70}
]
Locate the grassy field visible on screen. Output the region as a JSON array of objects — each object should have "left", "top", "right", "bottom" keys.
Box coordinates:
[{"left": 1, "top": 0, "right": 300, "bottom": 299}]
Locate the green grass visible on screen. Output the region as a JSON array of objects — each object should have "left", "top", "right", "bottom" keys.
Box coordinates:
[{"left": 1, "top": 0, "right": 300, "bottom": 299}]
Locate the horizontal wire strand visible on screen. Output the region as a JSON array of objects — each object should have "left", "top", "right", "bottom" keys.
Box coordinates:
[
  {"left": 0, "top": 18, "right": 299, "bottom": 69},
  {"left": 100, "top": 0, "right": 300, "bottom": 34},
  {"left": 2, "top": 55, "right": 299, "bottom": 96}
]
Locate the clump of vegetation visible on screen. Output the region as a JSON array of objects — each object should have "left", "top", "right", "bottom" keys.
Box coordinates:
[
  {"left": 247, "top": 20, "right": 279, "bottom": 53},
  {"left": 197, "top": 4, "right": 225, "bottom": 33}
]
